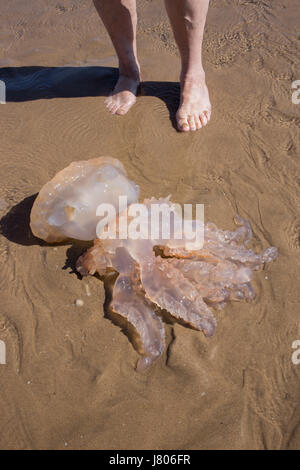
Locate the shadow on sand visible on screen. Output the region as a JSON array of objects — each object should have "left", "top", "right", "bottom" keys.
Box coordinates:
[
  {"left": 0, "top": 194, "right": 42, "bottom": 246},
  {"left": 0, "top": 194, "right": 90, "bottom": 271},
  {"left": 0, "top": 65, "right": 180, "bottom": 129}
]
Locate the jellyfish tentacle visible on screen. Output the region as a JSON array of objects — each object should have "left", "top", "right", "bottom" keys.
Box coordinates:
[
  {"left": 112, "top": 274, "right": 165, "bottom": 371},
  {"left": 139, "top": 254, "right": 216, "bottom": 337},
  {"left": 76, "top": 239, "right": 113, "bottom": 276},
  {"left": 164, "top": 257, "right": 254, "bottom": 303},
  {"left": 162, "top": 239, "right": 276, "bottom": 271},
  {"left": 111, "top": 248, "right": 165, "bottom": 371}
]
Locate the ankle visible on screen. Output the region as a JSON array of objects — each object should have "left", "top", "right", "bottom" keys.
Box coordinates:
[
  {"left": 118, "top": 60, "right": 140, "bottom": 81},
  {"left": 180, "top": 66, "right": 206, "bottom": 84}
]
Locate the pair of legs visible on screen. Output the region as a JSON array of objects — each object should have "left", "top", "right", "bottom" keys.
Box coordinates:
[{"left": 93, "top": 0, "right": 211, "bottom": 132}]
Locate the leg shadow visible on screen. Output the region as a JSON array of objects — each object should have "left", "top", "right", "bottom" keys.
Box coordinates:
[
  {"left": 0, "top": 65, "right": 119, "bottom": 101},
  {"left": 0, "top": 65, "right": 180, "bottom": 129},
  {"left": 141, "top": 80, "right": 180, "bottom": 130}
]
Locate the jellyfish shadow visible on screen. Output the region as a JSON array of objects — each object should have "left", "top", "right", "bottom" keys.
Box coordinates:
[
  {"left": 0, "top": 194, "right": 91, "bottom": 255},
  {"left": 0, "top": 194, "right": 43, "bottom": 246}
]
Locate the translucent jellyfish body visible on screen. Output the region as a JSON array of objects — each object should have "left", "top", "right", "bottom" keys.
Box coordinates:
[
  {"left": 30, "top": 157, "right": 139, "bottom": 242},
  {"left": 30, "top": 158, "right": 278, "bottom": 370}
]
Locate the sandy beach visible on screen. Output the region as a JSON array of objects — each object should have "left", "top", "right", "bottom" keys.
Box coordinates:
[{"left": 0, "top": 0, "right": 300, "bottom": 450}]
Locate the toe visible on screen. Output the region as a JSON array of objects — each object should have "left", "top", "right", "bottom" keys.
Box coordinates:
[
  {"left": 204, "top": 108, "right": 211, "bottom": 122},
  {"left": 110, "top": 103, "right": 119, "bottom": 114},
  {"left": 194, "top": 116, "right": 202, "bottom": 130},
  {"left": 177, "top": 117, "right": 190, "bottom": 132},
  {"left": 106, "top": 101, "right": 114, "bottom": 112},
  {"left": 115, "top": 107, "right": 126, "bottom": 116},
  {"left": 200, "top": 112, "right": 208, "bottom": 127},
  {"left": 188, "top": 116, "right": 196, "bottom": 131},
  {"left": 115, "top": 104, "right": 130, "bottom": 115}
]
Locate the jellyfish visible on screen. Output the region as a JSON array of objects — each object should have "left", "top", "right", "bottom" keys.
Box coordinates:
[{"left": 31, "top": 157, "right": 278, "bottom": 370}]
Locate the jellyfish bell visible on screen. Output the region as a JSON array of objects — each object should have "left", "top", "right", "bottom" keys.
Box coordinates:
[{"left": 30, "top": 157, "right": 139, "bottom": 243}]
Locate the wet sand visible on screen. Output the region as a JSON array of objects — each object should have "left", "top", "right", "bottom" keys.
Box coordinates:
[{"left": 0, "top": 0, "right": 300, "bottom": 450}]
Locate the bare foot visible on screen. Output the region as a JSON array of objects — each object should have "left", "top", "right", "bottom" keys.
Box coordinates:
[
  {"left": 105, "top": 73, "right": 140, "bottom": 116},
  {"left": 176, "top": 73, "right": 211, "bottom": 132}
]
